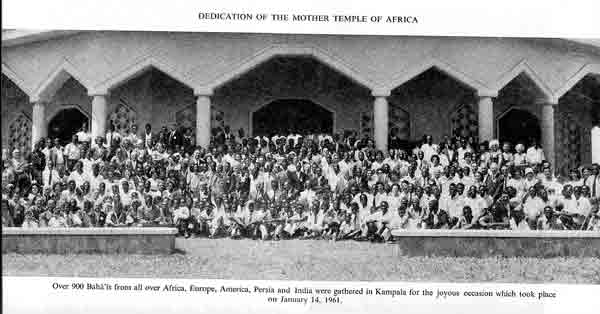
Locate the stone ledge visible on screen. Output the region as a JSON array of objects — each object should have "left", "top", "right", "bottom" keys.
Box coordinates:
[
  {"left": 2, "top": 227, "right": 179, "bottom": 236},
  {"left": 2, "top": 227, "right": 178, "bottom": 254},
  {"left": 390, "top": 230, "right": 600, "bottom": 257},
  {"left": 390, "top": 229, "right": 600, "bottom": 238}
]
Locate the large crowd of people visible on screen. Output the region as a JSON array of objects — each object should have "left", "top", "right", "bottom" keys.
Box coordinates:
[{"left": 2, "top": 121, "right": 600, "bottom": 241}]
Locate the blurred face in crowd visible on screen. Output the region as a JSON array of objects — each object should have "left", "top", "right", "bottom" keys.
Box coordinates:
[
  {"left": 478, "top": 186, "right": 487, "bottom": 197},
  {"left": 582, "top": 185, "right": 591, "bottom": 197},
  {"left": 562, "top": 185, "right": 573, "bottom": 198},
  {"left": 489, "top": 163, "right": 498, "bottom": 175},
  {"left": 467, "top": 186, "right": 477, "bottom": 198}
]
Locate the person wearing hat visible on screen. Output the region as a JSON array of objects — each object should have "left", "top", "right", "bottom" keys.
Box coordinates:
[{"left": 523, "top": 167, "right": 539, "bottom": 191}]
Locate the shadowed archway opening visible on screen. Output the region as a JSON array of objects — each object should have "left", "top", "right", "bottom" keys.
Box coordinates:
[
  {"left": 252, "top": 99, "right": 333, "bottom": 136},
  {"left": 48, "top": 107, "right": 89, "bottom": 145},
  {"left": 498, "top": 108, "right": 541, "bottom": 146},
  {"left": 558, "top": 73, "right": 600, "bottom": 171}
]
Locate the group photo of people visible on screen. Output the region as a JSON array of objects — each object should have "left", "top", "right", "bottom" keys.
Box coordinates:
[{"left": 2, "top": 120, "right": 600, "bottom": 242}]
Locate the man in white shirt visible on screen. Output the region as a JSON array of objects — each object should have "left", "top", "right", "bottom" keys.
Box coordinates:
[
  {"left": 75, "top": 122, "right": 90, "bottom": 143},
  {"left": 88, "top": 164, "right": 104, "bottom": 194},
  {"left": 539, "top": 166, "right": 562, "bottom": 192},
  {"left": 127, "top": 124, "right": 140, "bottom": 144},
  {"left": 42, "top": 138, "right": 53, "bottom": 163},
  {"left": 52, "top": 138, "right": 65, "bottom": 168},
  {"left": 64, "top": 135, "right": 81, "bottom": 171},
  {"left": 105, "top": 124, "right": 121, "bottom": 148},
  {"left": 68, "top": 161, "right": 89, "bottom": 187},
  {"left": 120, "top": 180, "right": 134, "bottom": 208},
  {"left": 143, "top": 123, "right": 154, "bottom": 148},
  {"left": 463, "top": 186, "right": 487, "bottom": 219},
  {"left": 525, "top": 139, "right": 545, "bottom": 166},
  {"left": 438, "top": 183, "right": 465, "bottom": 224},
  {"left": 420, "top": 135, "right": 437, "bottom": 164},
  {"left": 582, "top": 165, "right": 600, "bottom": 198},
  {"left": 42, "top": 162, "right": 60, "bottom": 189}
]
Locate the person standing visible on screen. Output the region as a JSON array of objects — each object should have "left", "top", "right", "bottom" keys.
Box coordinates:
[
  {"left": 75, "top": 122, "right": 90, "bottom": 144},
  {"left": 526, "top": 138, "right": 545, "bottom": 167},
  {"left": 583, "top": 165, "right": 600, "bottom": 199},
  {"left": 64, "top": 135, "right": 81, "bottom": 172},
  {"left": 143, "top": 123, "right": 154, "bottom": 149},
  {"left": 30, "top": 141, "right": 46, "bottom": 184},
  {"left": 42, "top": 161, "right": 59, "bottom": 190}
]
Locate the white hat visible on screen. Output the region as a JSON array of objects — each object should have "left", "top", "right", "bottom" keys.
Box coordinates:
[
  {"left": 489, "top": 139, "right": 499, "bottom": 148},
  {"left": 515, "top": 143, "right": 525, "bottom": 152},
  {"left": 525, "top": 167, "right": 534, "bottom": 175}
]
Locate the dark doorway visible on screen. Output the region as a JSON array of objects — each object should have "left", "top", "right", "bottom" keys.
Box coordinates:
[
  {"left": 48, "top": 108, "right": 89, "bottom": 145},
  {"left": 498, "top": 109, "right": 541, "bottom": 146},
  {"left": 252, "top": 99, "right": 333, "bottom": 136}
]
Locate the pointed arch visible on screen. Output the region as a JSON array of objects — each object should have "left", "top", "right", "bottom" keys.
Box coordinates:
[
  {"left": 555, "top": 63, "right": 600, "bottom": 99},
  {"left": 32, "top": 59, "right": 92, "bottom": 102},
  {"left": 384, "top": 56, "right": 494, "bottom": 96},
  {"left": 2, "top": 63, "right": 33, "bottom": 98},
  {"left": 492, "top": 60, "right": 557, "bottom": 103},
  {"left": 193, "top": 44, "right": 379, "bottom": 95},
  {"left": 92, "top": 55, "right": 196, "bottom": 95}
]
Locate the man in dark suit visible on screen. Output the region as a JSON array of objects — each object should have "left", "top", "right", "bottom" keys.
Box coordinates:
[
  {"left": 158, "top": 126, "right": 169, "bottom": 147},
  {"left": 167, "top": 125, "right": 183, "bottom": 150},
  {"left": 485, "top": 162, "right": 505, "bottom": 202}
]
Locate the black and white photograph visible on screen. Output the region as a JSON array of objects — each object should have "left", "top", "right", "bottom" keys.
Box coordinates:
[{"left": 2, "top": 29, "right": 599, "bottom": 286}]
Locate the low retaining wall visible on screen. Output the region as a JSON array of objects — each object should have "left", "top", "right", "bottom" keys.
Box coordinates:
[
  {"left": 390, "top": 230, "right": 600, "bottom": 257},
  {"left": 2, "top": 228, "right": 178, "bottom": 254}
]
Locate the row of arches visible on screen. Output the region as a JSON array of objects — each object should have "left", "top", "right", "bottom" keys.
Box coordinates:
[
  {"left": 2, "top": 48, "right": 599, "bottom": 174},
  {"left": 3, "top": 64, "right": 590, "bottom": 145},
  {"left": 5, "top": 44, "right": 598, "bottom": 104}
]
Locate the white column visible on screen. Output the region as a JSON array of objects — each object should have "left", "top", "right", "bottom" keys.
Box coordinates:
[
  {"left": 541, "top": 103, "right": 556, "bottom": 167},
  {"left": 196, "top": 94, "right": 211, "bottom": 148},
  {"left": 31, "top": 101, "right": 47, "bottom": 149},
  {"left": 91, "top": 94, "right": 108, "bottom": 142},
  {"left": 373, "top": 92, "right": 389, "bottom": 151},
  {"left": 478, "top": 95, "right": 494, "bottom": 142},
  {"left": 592, "top": 126, "right": 600, "bottom": 164}
]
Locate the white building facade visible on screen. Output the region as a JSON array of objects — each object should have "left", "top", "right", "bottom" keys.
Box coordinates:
[{"left": 2, "top": 31, "right": 600, "bottom": 174}]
